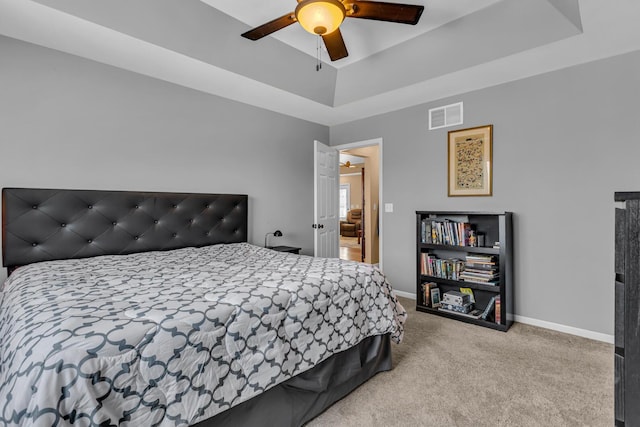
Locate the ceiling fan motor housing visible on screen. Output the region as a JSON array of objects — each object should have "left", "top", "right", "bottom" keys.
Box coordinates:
[{"left": 295, "top": 0, "right": 346, "bottom": 35}]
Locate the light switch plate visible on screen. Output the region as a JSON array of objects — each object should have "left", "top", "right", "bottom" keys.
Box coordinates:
[{"left": 384, "top": 203, "right": 393, "bottom": 213}]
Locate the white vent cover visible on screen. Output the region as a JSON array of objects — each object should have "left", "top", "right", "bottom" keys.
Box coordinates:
[{"left": 429, "top": 102, "right": 463, "bottom": 130}]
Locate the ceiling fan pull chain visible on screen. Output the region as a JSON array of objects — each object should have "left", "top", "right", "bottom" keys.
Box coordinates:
[{"left": 316, "top": 35, "right": 322, "bottom": 71}]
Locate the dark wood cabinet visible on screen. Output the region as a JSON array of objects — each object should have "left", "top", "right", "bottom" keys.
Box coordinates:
[
  {"left": 614, "top": 192, "right": 640, "bottom": 426},
  {"left": 416, "top": 211, "right": 513, "bottom": 331}
]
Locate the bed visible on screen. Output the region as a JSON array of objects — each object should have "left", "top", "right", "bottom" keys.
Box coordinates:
[{"left": 0, "top": 188, "right": 406, "bottom": 427}]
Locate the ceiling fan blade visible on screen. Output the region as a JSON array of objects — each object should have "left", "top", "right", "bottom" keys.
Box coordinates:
[
  {"left": 322, "top": 28, "right": 349, "bottom": 61},
  {"left": 241, "top": 12, "right": 296, "bottom": 41},
  {"left": 347, "top": 1, "right": 424, "bottom": 25}
]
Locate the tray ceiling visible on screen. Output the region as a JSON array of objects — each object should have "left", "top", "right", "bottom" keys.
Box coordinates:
[
  {"left": 1, "top": 0, "right": 639, "bottom": 125},
  {"left": 200, "top": 0, "right": 503, "bottom": 68}
]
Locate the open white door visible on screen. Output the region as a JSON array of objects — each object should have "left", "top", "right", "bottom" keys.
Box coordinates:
[{"left": 314, "top": 140, "right": 339, "bottom": 258}]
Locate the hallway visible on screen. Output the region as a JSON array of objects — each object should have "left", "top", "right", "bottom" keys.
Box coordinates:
[{"left": 339, "top": 236, "right": 362, "bottom": 262}]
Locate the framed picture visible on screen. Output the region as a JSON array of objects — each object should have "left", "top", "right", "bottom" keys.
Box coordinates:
[
  {"left": 430, "top": 287, "right": 441, "bottom": 308},
  {"left": 448, "top": 125, "right": 493, "bottom": 197}
]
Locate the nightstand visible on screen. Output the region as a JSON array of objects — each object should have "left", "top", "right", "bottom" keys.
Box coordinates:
[{"left": 267, "top": 245, "right": 301, "bottom": 254}]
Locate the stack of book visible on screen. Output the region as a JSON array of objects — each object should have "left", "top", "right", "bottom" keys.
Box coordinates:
[
  {"left": 420, "top": 219, "right": 474, "bottom": 246},
  {"left": 438, "top": 291, "right": 483, "bottom": 319},
  {"left": 420, "top": 253, "right": 465, "bottom": 280},
  {"left": 459, "top": 255, "right": 499, "bottom": 285}
]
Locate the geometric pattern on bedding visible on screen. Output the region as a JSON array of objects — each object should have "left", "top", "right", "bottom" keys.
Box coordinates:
[{"left": 0, "top": 243, "right": 406, "bottom": 426}]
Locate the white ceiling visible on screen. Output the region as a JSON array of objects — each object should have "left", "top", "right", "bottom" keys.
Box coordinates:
[{"left": 0, "top": 0, "right": 639, "bottom": 126}]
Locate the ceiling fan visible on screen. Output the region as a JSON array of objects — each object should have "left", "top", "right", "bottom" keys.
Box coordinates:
[
  {"left": 241, "top": 0, "right": 425, "bottom": 62},
  {"left": 340, "top": 161, "right": 360, "bottom": 168}
]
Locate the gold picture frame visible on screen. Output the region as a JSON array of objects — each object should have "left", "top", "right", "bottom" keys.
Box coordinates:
[{"left": 448, "top": 125, "right": 493, "bottom": 197}]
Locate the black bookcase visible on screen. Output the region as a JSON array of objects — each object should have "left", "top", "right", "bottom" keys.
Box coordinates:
[
  {"left": 416, "top": 211, "right": 513, "bottom": 331},
  {"left": 614, "top": 192, "right": 640, "bottom": 425}
]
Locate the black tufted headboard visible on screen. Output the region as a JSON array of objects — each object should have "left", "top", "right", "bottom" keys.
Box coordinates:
[{"left": 2, "top": 188, "right": 248, "bottom": 272}]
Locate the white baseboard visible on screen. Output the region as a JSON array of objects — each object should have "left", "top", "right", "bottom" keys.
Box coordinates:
[
  {"left": 392, "top": 291, "right": 613, "bottom": 344},
  {"left": 514, "top": 315, "right": 614, "bottom": 344},
  {"left": 394, "top": 290, "right": 416, "bottom": 300}
]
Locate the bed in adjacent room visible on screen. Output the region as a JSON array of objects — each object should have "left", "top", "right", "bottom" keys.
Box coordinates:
[{"left": 0, "top": 188, "right": 406, "bottom": 427}]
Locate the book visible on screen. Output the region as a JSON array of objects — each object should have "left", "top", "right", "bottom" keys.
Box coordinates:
[
  {"left": 465, "top": 255, "right": 495, "bottom": 264},
  {"left": 421, "top": 282, "right": 428, "bottom": 306},
  {"left": 462, "top": 254, "right": 499, "bottom": 284},
  {"left": 481, "top": 296, "right": 496, "bottom": 320},
  {"left": 459, "top": 272, "right": 499, "bottom": 285},
  {"left": 460, "top": 271, "right": 498, "bottom": 279},
  {"left": 464, "top": 263, "right": 497, "bottom": 270},
  {"left": 495, "top": 296, "right": 501, "bottom": 324},
  {"left": 421, "top": 219, "right": 432, "bottom": 243},
  {"left": 428, "top": 219, "right": 474, "bottom": 247},
  {"left": 460, "top": 277, "right": 498, "bottom": 284},
  {"left": 459, "top": 287, "right": 475, "bottom": 303},
  {"left": 440, "top": 302, "right": 473, "bottom": 314},
  {"left": 420, "top": 252, "right": 428, "bottom": 275},
  {"left": 461, "top": 274, "right": 498, "bottom": 282},
  {"left": 421, "top": 282, "right": 437, "bottom": 307},
  {"left": 422, "top": 254, "right": 465, "bottom": 280},
  {"left": 462, "top": 223, "right": 473, "bottom": 246},
  {"left": 439, "top": 307, "right": 484, "bottom": 319}
]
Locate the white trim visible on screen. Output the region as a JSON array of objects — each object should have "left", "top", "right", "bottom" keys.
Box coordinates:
[
  {"left": 393, "top": 290, "right": 416, "bottom": 300},
  {"left": 391, "top": 291, "right": 614, "bottom": 344},
  {"left": 333, "top": 137, "right": 383, "bottom": 269},
  {"left": 514, "top": 315, "right": 614, "bottom": 344},
  {"left": 335, "top": 138, "right": 382, "bottom": 150}
]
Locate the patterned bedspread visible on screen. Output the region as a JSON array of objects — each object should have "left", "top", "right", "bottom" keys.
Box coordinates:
[{"left": 0, "top": 243, "right": 406, "bottom": 426}]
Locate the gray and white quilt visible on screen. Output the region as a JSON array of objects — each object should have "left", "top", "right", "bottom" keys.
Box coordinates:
[{"left": 0, "top": 243, "right": 406, "bottom": 426}]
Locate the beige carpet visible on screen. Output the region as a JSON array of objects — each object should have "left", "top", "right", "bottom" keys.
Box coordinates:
[
  {"left": 308, "top": 296, "right": 613, "bottom": 426},
  {"left": 340, "top": 236, "right": 360, "bottom": 248}
]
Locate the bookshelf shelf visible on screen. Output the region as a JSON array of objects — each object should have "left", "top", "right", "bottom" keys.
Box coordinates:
[
  {"left": 419, "top": 243, "right": 499, "bottom": 255},
  {"left": 416, "top": 211, "right": 513, "bottom": 331},
  {"left": 415, "top": 304, "right": 508, "bottom": 331},
  {"left": 419, "top": 275, "right": 501, "bottom": 292}
]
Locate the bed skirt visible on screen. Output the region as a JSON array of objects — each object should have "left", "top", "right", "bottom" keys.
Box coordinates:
[{"left": 193, "top": 333, "right": 392, "bottom": 427}]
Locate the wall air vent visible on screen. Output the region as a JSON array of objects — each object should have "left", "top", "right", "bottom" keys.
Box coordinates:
[{"left": 429, "top": 102, "right": 463, "bottom": 130}]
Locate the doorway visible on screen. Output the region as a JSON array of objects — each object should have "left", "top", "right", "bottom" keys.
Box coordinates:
[
  {"left": 339, "top": 153, "right": 365, "bottom": 262},
  {"left": 335, "top": 139, "right": 382, "bottom": 266}
]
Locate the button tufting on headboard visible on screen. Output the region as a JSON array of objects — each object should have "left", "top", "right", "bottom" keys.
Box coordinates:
[{"left": 2, "top": 188, "right": 248, "bottom": 269}]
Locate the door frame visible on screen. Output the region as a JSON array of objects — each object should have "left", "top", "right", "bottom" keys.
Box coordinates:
[{"left": 334, "top": 137, "right": 383, "bottom": 269}]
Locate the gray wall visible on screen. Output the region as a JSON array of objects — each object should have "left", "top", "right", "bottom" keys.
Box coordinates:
[
  {"left": 331, "top": 50, "right": 640, "bottom": 335},
  {"left": 0, "top": 36, "right": 327, "bottom": 283},
  {"left": 3, "top": 32, "right": 640, "bottom": 336}
]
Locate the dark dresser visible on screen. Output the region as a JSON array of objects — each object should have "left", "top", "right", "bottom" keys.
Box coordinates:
[{"left": 615, "top": 192, "right": 640, "bottom": 426}]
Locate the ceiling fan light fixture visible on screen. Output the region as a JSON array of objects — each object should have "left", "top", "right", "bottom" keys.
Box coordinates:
[{"left": 295, "top": 0, "right": 346, "bottom": 35}]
